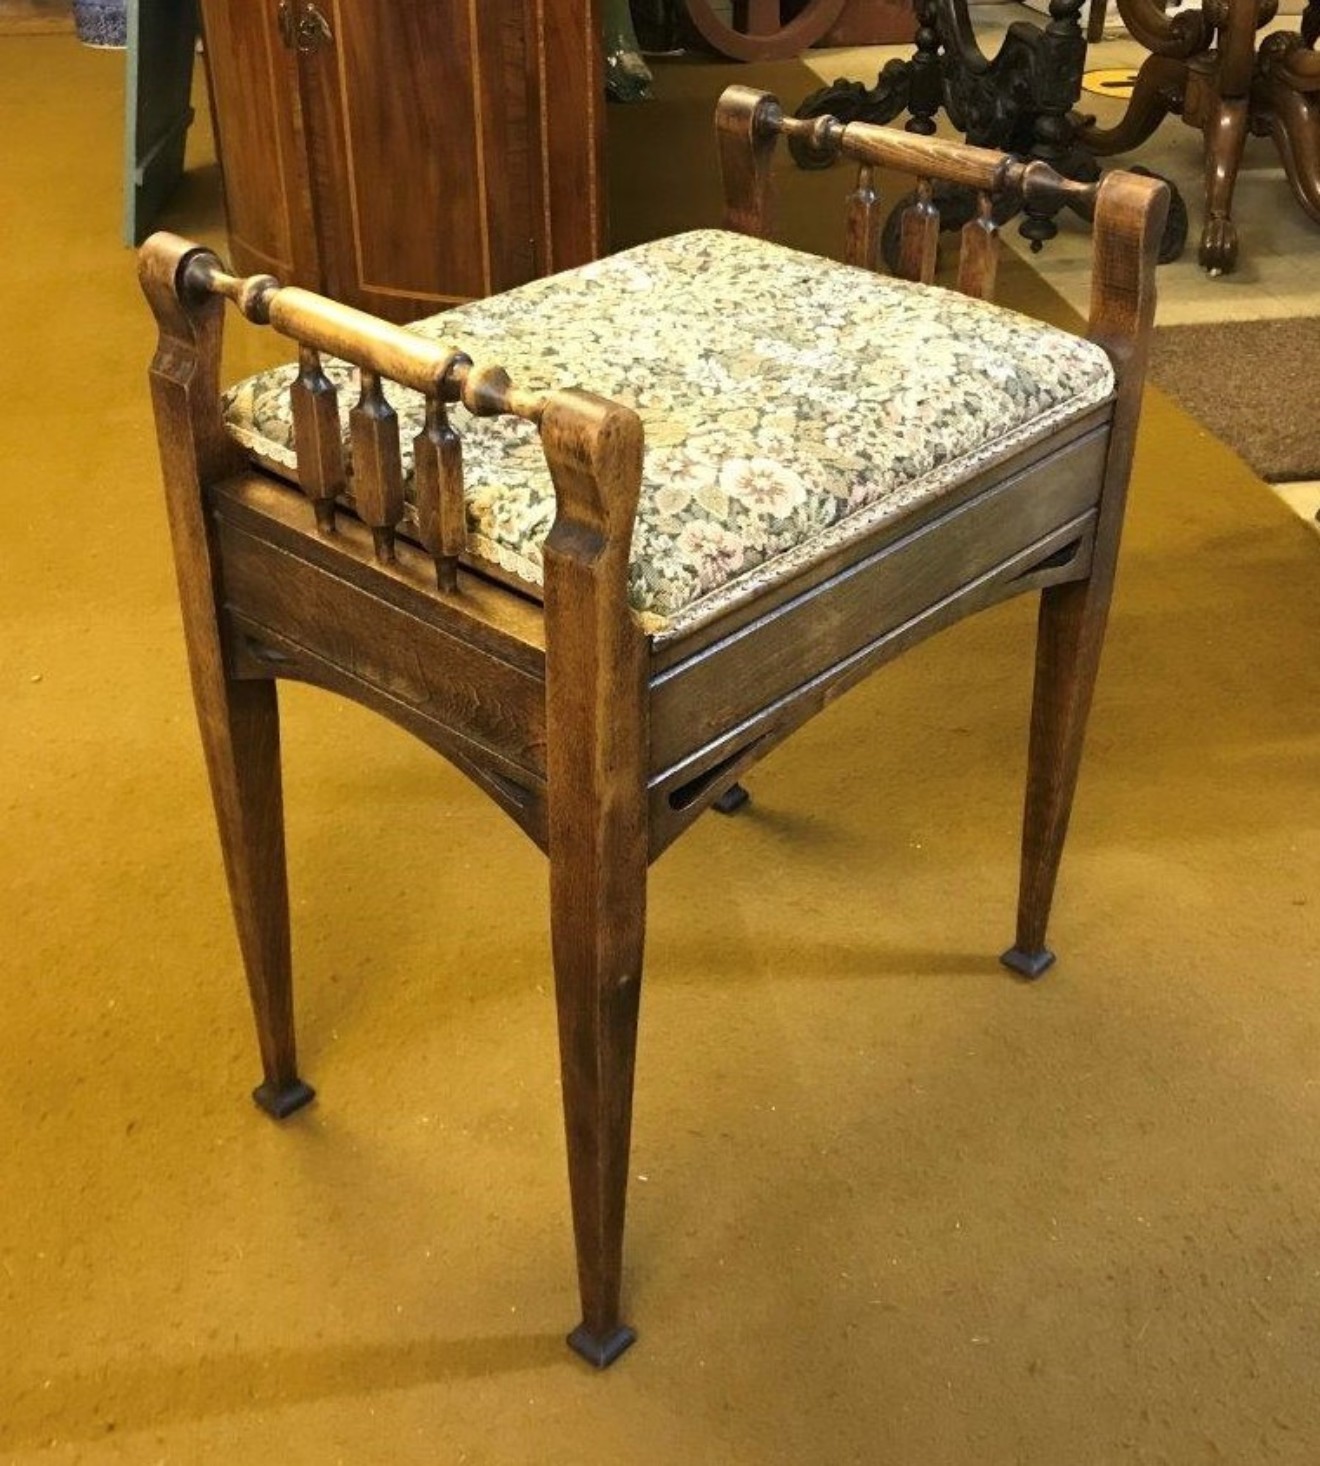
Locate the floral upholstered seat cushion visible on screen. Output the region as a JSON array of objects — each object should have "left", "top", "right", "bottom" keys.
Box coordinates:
[{"left": 222, "top": 229, "right": 1115, "bottom": 638}]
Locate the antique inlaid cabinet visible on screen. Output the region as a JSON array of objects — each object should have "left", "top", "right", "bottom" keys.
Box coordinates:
[{"left": 199, "top": 0, "right": 605, "bottom": 322}]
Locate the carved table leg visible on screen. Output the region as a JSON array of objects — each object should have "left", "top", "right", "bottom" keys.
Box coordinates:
[
  {"left": 1076, "top": 53, "right": 1185, "bottom": 156},
  {"left": 603, "top": 0, "right": 653, "bottom": 102},
  {"left": 1020, "top": 0, "right": 1089, "bottom": 248},
  {"left": 1268, "top": 82, "right": 1320, "bottom": 225},
  {"left": 1261, "top": 35, "right": 1320, "bottom": 226},
  {"left": 1199, "top": 95, "right": 1248, "bottom": 272},
  {"left": 906, "top": 0, "right": 943, "bottom": 135}
]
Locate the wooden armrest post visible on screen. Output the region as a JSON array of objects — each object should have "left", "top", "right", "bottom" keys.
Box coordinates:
[
  {"left": 140, "top": 234, "right": 238, "bottom": 486},
  {"left": 138, "top": 232, "right": 309, "bottom": 1118},
  {"left": 717, "top": 84, "right": 783, "bottom": 239},
  {"left": 1005, "top": 169, "right": 1167, "bottom": 976},
  {"left": 1087, "top": 168, "right": 1169, "bottom": 539},
  {"left": 538, "top": 390, "right": 648, "bottom": 1367}
]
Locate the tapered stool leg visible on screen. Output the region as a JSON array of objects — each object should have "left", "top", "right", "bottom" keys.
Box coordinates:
[
  {"left": 713, "top": 781, "right": 751, "bottom": 814},
  {"left": 1002, "top": 163, "right": 1166, "bottom": 974},
  {"left": 198, "top": 678, "right": 313, "bottom": 1119},
  {"left": 1002, "top": 577, "right": 1113, "bottom": 979},
  {"left": 540, "top": 391, "right": 649, "bottom": 1366},
  {"left": 551, "top": 835, "right": 646, "bottom": 1368},
  {"left": 141, "top": 236, "right": 313, "bottom": 1120}
]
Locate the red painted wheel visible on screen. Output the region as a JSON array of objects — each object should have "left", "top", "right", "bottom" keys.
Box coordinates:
[{"left": 683, "top": 0, "right": 848, "bottom": 61}]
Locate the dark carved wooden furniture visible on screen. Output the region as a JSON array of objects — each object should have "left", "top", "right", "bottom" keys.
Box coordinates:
[
  {"left": 1079, "top": 0, "right": 1320, "bottom": 272},
  {"left": 198, "top": 0, "right": 604, "bottom": 322},
  {"left": 604, "top": 0, "right": 654, "bottom": 101},
  {"left": 635, "top": 0, "right": 895, "bottom": 58},
  {"left": 682, "top": 0, "right": 849, "bottom": 59},
  {"left": 792, "top": 0, "right": 1186, "bottom": 263},
  {"left": 141, "top": 87, "right": 1166, "bottom": 1368}
]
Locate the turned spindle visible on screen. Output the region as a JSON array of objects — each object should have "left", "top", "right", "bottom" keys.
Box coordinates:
[
  {"left": 456, "top": 362, "right": 549, "bottom": 423},
  {"left": 957, "top": 191, "right": 1000, "bottom": 300},
  {"left": 845, "top": 163, "right": 883, "bottom": 272},
  {"left": 414, "top": 393, "right": 466, "bottom": 592},
  {"left": 349, "top": 370, "right": 404, "bottom": 563},
  {"left": 897, "top": 178, "right": 940, "bottom": 284},
  {"left": 289, "top": 346, "right": 345, "bottom": 535}
]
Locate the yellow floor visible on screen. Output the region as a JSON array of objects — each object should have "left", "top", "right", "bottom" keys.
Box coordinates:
[{"left": 2, "top": 28, "right": 1319, "bottom": 1466}]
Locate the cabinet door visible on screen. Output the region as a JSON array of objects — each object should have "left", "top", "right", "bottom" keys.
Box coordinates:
[
  {"left": 536, "top": 0, "right": 607, "bottom": 277},
  {"left": 296, "top": 0, "right": 603, "bottom": 321},
  {"left": 198, "top": 0, "right": 320, "bottom": 285},
  {"left": 123, "top": 0, "right": 197, "bottom": 246}
]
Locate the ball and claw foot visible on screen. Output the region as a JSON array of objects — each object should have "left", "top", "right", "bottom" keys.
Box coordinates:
[
  {"left": 567, "top": 1322, "right": 637, "bottom": 1369},
  {"left": 713, "top": 782, "right": 750, "bottom": 815},
  {"left": 1000, "top": 946, "right": 1057, "bottom": 980},
  {"left": 1198, "top": 214, "right": 1238, "bottom": 275},
  {"left": 252, "top": 1077, "right": 316, "bottom": 1119}
]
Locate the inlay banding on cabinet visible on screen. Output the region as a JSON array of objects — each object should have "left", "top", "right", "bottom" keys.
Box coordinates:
[{"left": 199, "top": 0, "right": 605, "bottom": 322}]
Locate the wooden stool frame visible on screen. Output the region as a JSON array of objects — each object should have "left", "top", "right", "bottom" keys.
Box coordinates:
[{"left": 141, "top": 87, "right": 1167, "bottom": 1368}]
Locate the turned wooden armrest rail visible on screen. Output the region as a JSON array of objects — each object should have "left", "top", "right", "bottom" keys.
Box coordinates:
[
  {"left": 143, "top": 233, "right": 641, "bottom": 601},
  {"left": 715, "top": 84, "right": 1168, "bottom": 361},
  {"left": 715, "top": 86, "right": 1167, "bottom": 608}
]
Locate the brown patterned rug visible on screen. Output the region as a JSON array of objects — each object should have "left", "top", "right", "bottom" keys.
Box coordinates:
[{"left": 1148, "top": 316, "right": 1320, "bottom": 483}]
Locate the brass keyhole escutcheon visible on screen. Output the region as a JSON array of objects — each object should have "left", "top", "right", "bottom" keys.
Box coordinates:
[
  {"left": 297, "top": 4, "right": 333, "bottom": 50},
  {"left": 276, "top": 0, "right": 333, "bottom": 51}
]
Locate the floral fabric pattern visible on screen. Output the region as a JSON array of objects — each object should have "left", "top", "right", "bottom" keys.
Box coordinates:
[{"left": 222, "top": 229, "right": 1114, "bottom": 638}]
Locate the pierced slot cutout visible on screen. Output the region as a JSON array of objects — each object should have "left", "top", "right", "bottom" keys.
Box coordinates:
[
  {"left": 1014, "top": 535, "right": 1084, "bottom": 582},
  {"left": 667, "top": 738, "right": 768, "bottom": 811}
]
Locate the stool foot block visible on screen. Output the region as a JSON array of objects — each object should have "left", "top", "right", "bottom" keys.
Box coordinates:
[
  {"left": 252, "top": 1078, "right": 316, "bottom": 1119},
  {"left": 999, "top": 946, "right": 1057, "bottom": 980},
  {"left": 567, "top": 1323, "right": 637, "bottom": 1369},
  {"left": 713, "top": 782, "right": 750, "bottom": 815}
]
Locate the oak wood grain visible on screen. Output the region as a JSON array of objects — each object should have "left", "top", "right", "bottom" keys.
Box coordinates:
[
  {"left": 140, "top": 90, "right": 1166, "bottom": 1359},
  {"left": 140, "top": 237, "right": 312, "bottom": 1118},
  {"left": 649, "top": 430, "right": 1110, "bottom": 775}
]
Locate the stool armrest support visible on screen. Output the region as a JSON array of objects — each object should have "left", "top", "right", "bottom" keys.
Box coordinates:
[{"left": 138, "top": 233, "right": 646, "bottom": 612}]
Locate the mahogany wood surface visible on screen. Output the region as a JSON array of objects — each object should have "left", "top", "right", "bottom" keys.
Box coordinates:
[
  {"left": 198, "top": 0, "right": 318, "bottom": 287},
  {"left": 198, "top": 0, "right": 605, "bottom": 319},
  {"left": 141, "top": 89, "right": 1167, "bottom": 1366}
]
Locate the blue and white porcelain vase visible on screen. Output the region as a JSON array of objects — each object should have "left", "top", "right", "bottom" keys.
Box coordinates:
[{"left": 73, "top": 0, "right": 128, "bottom": 48}]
